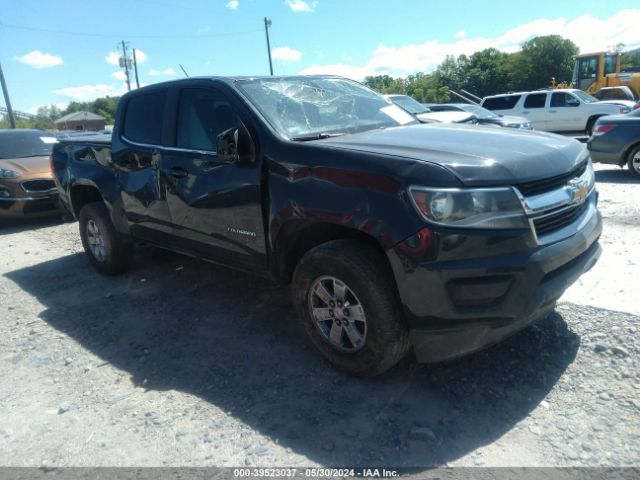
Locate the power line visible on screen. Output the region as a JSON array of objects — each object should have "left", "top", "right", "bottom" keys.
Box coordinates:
[{"left": 0, "top": 21, "right": 262, "bottom": 39}]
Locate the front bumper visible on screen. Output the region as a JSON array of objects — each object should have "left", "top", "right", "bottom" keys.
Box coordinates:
[
  {"left": 0, "top": 194, "right": 61, "bottom": 217},
  {"left": 387, "top": 193, "right": 602, "bottom": 363}
]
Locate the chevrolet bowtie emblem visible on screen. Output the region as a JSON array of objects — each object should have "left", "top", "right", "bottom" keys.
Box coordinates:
[{"left": 568, "top": 178, "right": 589, "bottom": 204}]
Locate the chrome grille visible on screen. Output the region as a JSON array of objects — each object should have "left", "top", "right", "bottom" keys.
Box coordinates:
[
  {"left": 515, "top": 162, "right": 587, "bottom": 197},
  {"left": 21, "top": 179, "right": 56, "bottom": 193},
  {"left": 533, "top": 202, "right": 589, "bottom": 236}
]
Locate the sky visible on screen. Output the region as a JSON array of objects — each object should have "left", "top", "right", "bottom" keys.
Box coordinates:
[{"left": 1, "top": 0, "right": 639, "bottom": 114}]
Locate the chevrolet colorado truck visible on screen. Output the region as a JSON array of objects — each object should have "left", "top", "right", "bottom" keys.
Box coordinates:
[{"left": 51, "top": 76, "right": 602, "bottom": 376}]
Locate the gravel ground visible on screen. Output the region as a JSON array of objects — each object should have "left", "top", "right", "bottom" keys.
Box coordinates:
[{"left": 0, "top": 163, "right": 638, "bottom": 468}]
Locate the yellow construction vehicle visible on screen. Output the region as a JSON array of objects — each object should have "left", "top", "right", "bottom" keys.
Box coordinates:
[{"left": 552, "top": 51, "right": 640, "bottom": 100}]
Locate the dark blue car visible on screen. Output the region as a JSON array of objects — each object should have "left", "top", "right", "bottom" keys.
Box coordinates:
[{"left": 588, "top": 109, "right": 640, "bottom": 177}]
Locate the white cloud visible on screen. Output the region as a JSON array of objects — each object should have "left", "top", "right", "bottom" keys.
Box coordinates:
[
  {"left": 112, "top": 71, "right": 127, "bottom": 81},
  {"left": 299, "top": 9, "right": 640, "bottom": 80},
  {"left": 105, "top": 52, "right": 120, "bottom": 66},
  {"left": 134, "top": 49, "right": 148, "bottom": 63},
  {"left": 284, "top": 0, "right": 316, "bottom": 13},
  {"left": 272, "top": 46, "right": 302, "bottom": 63},
  {"left": 52, "top": 84, "right": 126, "bottom": 101},
  {"left": 105, "top": 49, "right": 147, "bottom": 66},
  {"left": 226, "top": 0, "right": 239, "bottom": 9},
  {"left": 14, "top": 50, "right": 63, "bottom": 69},
  {"left": 26, "top": 103, "right": 68, "bottom": 115},
  {"left": 148, "top": 68, "right": 176, "bottom": 77},
  {"left": 454, "top": 30, "right": 466, "bottom": 40}
]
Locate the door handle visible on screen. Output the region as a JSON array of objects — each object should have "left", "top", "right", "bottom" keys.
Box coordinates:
[
  {"left": 167, "top": 167, "right": 188, "bottom": 178},
  {"left": 522, "top": 111, "right": 530, "bottom": 114},
  {"left": 549, "top": 110, "right": 557, "bottom": 113}
]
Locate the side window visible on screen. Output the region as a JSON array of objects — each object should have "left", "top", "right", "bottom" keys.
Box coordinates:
[
  {"left": 604, "top": 55, "right": 617, "bottom": 75},
  {"left": 524, "top": 93, "right": 547, "bottom": 109},
  {"left": 123, "top": 90, "right": 167, "bottom": 145},
  {"left": 177, "top": 88, "right": 236, "bottom": 152},
  {"left": 483, "top": 95, "right": 521, "bottom": 111},
  {"left": 551, "top": 92, "right": 569, "bottom": 107}
]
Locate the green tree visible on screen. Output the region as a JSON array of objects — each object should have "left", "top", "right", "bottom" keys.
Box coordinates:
[
  {"left": 621, "top": 48, "right": 640, "bottom": 71},
  {"left": 459, "top": 48, "right": 510, "bottom": 97},
  {"left": 517, "top": 35, "right": 579, "bottom": 89}
]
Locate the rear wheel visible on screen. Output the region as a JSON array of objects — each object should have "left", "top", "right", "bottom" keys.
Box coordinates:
[
  {"left": 79, "top": 202, "right": 133, "bottom": 275},
  {"left": 292, "top": 239, "right": 410, "bottom": 377},
  {"left": 627, "top": 145, "right": 640, "bottom": 178}
]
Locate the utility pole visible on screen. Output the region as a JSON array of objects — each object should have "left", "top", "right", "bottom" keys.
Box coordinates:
[
  {"left": 132, "top": 48, "right": 140, "bottom": 89},
  {"left": 264, "top": 17, "right": 273, "bottom": 76},
  {"left": 0, "top": 59, "right": 16, "bottom": 128},
  {"left": 120, "top": 41, "right": 131, "bottom": 91}
]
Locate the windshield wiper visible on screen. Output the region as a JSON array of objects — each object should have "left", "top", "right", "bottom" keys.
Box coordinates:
[{"left": 290, "top": 132, "right": 345, "bottom": 142}]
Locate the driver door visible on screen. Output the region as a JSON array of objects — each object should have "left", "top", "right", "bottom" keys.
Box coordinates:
[{"left": 161, "top": 86, "right": 267, "bottom": 273}]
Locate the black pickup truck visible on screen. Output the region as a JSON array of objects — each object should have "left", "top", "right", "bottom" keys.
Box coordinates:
[{"left": 52, "top": 76, "right": 602, "bottom": 376}]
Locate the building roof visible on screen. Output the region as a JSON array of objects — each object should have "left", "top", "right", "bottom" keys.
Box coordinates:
[{"left": 55, "top": 111, "right": 105, "bottom": 123}]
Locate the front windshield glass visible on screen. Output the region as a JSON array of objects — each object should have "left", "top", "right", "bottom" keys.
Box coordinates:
[
  {"left": 0, "top": 131, "right": 57, "bottom": 159},
  {"left": 459, "top": 104, "right": 497, "bottom": 119},
  {"left": 390, "top": 95, "right": 429, "bottom": 114},
  {"left": 573, "top": 90, "right": 598, "bottom": 104},
  {"left": 236, "top": 77, "right": 417, "bottom": 139}
]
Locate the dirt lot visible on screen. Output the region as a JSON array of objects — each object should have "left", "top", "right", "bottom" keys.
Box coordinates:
[{"left": 1, "top": 163, "right": 639, "bottom": 468}]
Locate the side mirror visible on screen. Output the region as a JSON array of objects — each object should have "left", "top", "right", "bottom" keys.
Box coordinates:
[
  {"left": 567, "top": 98, "right": 580, "bottom": 107},
  {"left": 216, "top": 122, "right": 256, "bottom": 164}
]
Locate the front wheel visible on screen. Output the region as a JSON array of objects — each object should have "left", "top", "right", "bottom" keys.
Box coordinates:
[
  {"left": 79, "top": 202, "right": 133, "bottom": 275},
  {"left": 627, "top": 145, "right": 640, "bottom": 178},
  {"left": 292, "top": 240, "right": 410, "bottom": 377}
]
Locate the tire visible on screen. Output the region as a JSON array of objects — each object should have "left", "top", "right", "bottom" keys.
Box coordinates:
[
  {"left": 78, "top": 202, "right": 133, "bottom": 275},
  {"left": 292, "top": 239, "right": 410, "bottom": 377},
  {"left": 585, "top": 117, "right": 599, "bottom": 137},
  {"left": 627, "top": 145, "right": 640, "bottom": 178}
]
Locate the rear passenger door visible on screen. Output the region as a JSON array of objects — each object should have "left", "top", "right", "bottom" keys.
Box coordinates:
[
  {"left": 114, "top": 89, "right": 173, "bottom": 242},
  {"left": 519, "top": 93, "right": 548, "bottom": 130},
  {"left": 161, "top": 86, "right": 268, "bottom": 273}
]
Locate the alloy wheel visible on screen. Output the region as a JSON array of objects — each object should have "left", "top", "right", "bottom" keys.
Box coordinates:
[
  {"left": 308, "top": 275, "right": 367, "bottom": 352},
  {"left": 86, "top": 219, "right": 107, "bottom": 262}
]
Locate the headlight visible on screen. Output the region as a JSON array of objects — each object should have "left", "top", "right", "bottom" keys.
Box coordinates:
[
  {"left": 521, "top": 122, "right": 532, "bottom": 129},
  {"left": 409, "top": 187, "right": 528, "bottom": 229},
  {"left": 0, "top": 169, "right": 20, "bottom": 179}
]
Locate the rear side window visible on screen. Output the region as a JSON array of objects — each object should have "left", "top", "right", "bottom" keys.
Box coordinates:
[
  {"left": 123, "top": 90, "right": 167, "bottom": 145},
  {"left": 524, "top": 93, "right": 547, "bottom": 109},
  {"left": 482, "top": 95, "right": 521, "bottom": 111}
]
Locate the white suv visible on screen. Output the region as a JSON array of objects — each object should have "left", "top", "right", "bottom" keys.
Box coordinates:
[{"left": 480, "top": 88, "right": 631, "bottom": 135}]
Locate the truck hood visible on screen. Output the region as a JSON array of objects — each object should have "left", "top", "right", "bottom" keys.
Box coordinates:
[
  {"left": 317, "top": 124, "right": 587, "bottom": 186},
  {"left": 494, "top": 114, "right": 530, "bottom": 125},
  {"left": 0, "top": 156, "right": 52, "bottom": 176},
  {"left": 597, "top": 99, "right": 636, "bottom": 108}
]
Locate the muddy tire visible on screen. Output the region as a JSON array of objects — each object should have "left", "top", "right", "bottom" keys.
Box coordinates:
[
  {"left": 292, "top": 239, "right": 410, "bottom": 377},
  {"left": 79, "top": 202, "right": 133, "bottom": 275}
]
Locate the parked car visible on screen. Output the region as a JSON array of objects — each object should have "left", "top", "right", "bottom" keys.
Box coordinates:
[
  {"left": 426, "top": 103, "right": 532, "bottom": 129},
  {"left": 52, "top": 76, "right": 602, "bottom": 376},
  {"left": 593, "top": 86, "right": 638, "bottom": 102},
  {"left": 587, "top": 108, "right": 640, "bottom": 177},
  {"left": 0, "top": 129, "right": 60, "bottom": 218},
  {"left": 385, "top": 95, "right": 476, "bottom": 124},
  {"left": 481, "top": 88, "right": 631, "bottom": 135}
]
